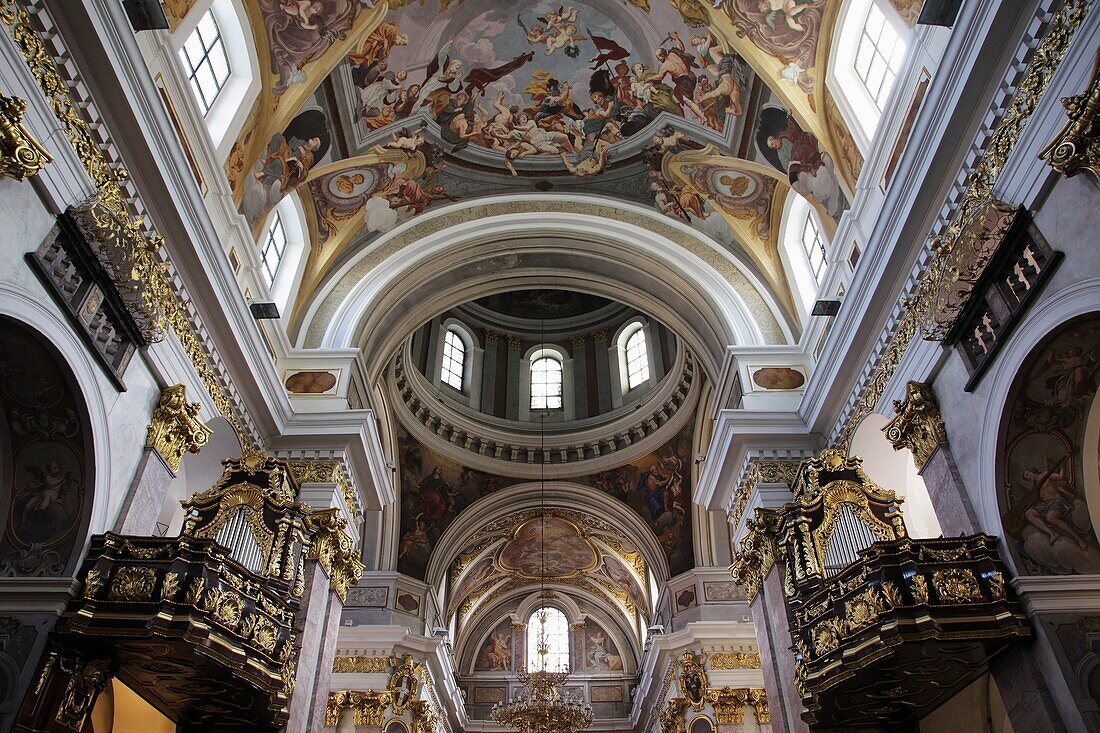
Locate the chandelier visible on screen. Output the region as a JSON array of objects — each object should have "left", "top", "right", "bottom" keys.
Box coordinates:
[
  {"left": 491, "top": 315, "right": 594, "bottom": 733},
  {"left": 489, "top": 669, "right": 594, "bottom": 733}
]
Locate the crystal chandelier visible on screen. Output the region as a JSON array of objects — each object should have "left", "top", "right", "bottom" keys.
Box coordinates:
[
  {"left": 491, "top": 316, "right": 594, "bottom": 733},
  {"left": 489, "top": 668, "right": 594, "bottom": 733}
]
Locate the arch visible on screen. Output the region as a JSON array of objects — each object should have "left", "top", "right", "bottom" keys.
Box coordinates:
[
  {"left": 850, "top": 413, "right": 942, "bottom": 539},
  {"left": 521, "top": 345, "right": 571, "bottom": 421},
  {"left": 525, "top": 605, "right": 570, "bottom": 672},
  {"left": 295, "top": 195, "right": 794, "bottom": 383},
  {"left": 436, "top": 318, "right": 478, "bottom": 398},
  {"left": 995, "top": 310, "right": 1100, "bottom": 576},
  {"left": 613, "top": 318, "right": 654, "bottom": 399},
  {"left": 0, "top": 284, "right": 111, "bottom": 568},
  {"left": 171, "top": 0, "right": 259, "bottom": 158},
  {"left": 0, "top": 315, "right": 95, "bottom": 576},
  {"left": 828, "top": 0, "right": 911, "bottom": 151}
]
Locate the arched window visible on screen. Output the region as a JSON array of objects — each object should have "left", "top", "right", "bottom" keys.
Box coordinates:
[
  {"left": 801, "top": 208, "right": 827, "bottom": 282},
  {"left": 625, "top": 326, "right": 650, "bottom": 390},
  {"left": 260, "top": 210, "right": 287, "bottom": 287},
  {"left": 531, "top": 356, "right": 563, "bottom": 410},
  {"left": 441, "top": 327, "right": 466, "bottom": 391},
  {"left": 855, "top": 2, "right": 906, "bottom": 111},
  {"left": 179, "top": 9, "right": 231, "bottom": 115},
  {"left": 527, "top": 607, "right": 570, "bottom": 672}
]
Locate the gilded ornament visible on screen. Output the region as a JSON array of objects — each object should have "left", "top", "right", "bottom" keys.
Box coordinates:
[
  {"left": 883, "top": 381, "right": 948, "bottom": 468},
  {"left": 708, "top": 652, "right": 760, "bottom": 669},
  {"left": 845, "top": 587, "right": 885, "bottom": 632},
  {"left": 812, "top": 616, "right": 844, "bottom": 656},
  {"left": 145, "top": 384, "right": 212, "bottom": 473},
  {"left": 709, "top": 686, "right": 748, "bottom": 724},
  {"left": 204, "top": 588, "right": 244, "bottom": 630},
  {"left": 909, "top": 574, "right": 929, "bottom": 604},
  {"left": 880, "top": 581, "right": 903, "bottom": 608},
  {"left": 988, "top": 570, "right": 1005, "bottom": 601},
  {"left": 678, "top": 651, "right": 708, "bottom": 710},
  {"left": 184, "top": 576, "right": 205, "bottom": 605},
  {"left": 729, "top": 509, "right": 778, "bottom": 601},
  {"left": 932, "top": 568, "right": 983, "bottom": 604},
  {"left": 107, "top": 566, "right": 157, "bottom": 602},
  {"left": 160, "top": 571, "right": 180, "bottom": 601},
  {"left": 0, "top": 90, "right": 50, "bottom": 180},
  {"left": 658, "top": 697, "right": 689, "bottom": 733},
  {"left": 333, "top": 656, "right": 389, "bottom": 673},
  {"left": 306, "top": 508, "right": 365, "bottom": 601},
  {"left": 1040, "top": 48, "right": 1100, "bottom": 181},
  {"left": 326, "top": 691, "right": 349, "bottom": 726},
  {"left": 350, "top": 690, "right": 393, "bottom": 726},
  {"left": 288, "top": 460, "right": 362, "bottom": 521},
  {"left": 82, "top": 569, "right": 103, "bottom": 599},
  {"left": 55, "top": 657, "right": 111, "bottom": 730},
  {"left": 749, "top": 688, "right": 770, "bottom": 724}
]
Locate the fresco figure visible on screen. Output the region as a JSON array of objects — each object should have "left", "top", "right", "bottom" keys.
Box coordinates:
[{"left": 240, "top": 109, "right": 330, "bottom": 226}]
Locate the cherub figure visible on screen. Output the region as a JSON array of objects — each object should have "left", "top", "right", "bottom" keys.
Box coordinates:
[
  {"left": 758, "top": 0, "right": 810, "bottom": 32},
  {"left": 384, "top": 124, "right": 426, "bottom": 153},
  {"left": 1023, "top": 456, "right": 1090, "bottom": 550},
  {"left": 560, "top": 138, "right": 610, "bottom": 176}
]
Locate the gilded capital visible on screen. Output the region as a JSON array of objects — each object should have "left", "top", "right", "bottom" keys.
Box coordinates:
[
  {"left": 1041, "top": 49, "right": 1100, "bottom": 181},
  {"left": 882, "top": 381, "right": 948, "bottom": 468},
  {"left": 306, "top": 508, "right": 365, "bottom": 601},
  {"left": 288, "top": 460, "right": 363, "bottom": 521},
  {"left": 0, "top": 91, "right": 51, "bottom": 180},
  {"left": 146, "top": 384, "right": 212, "bottom": 472}
]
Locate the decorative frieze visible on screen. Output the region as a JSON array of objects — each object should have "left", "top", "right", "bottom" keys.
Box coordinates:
[
  {"left": 145, "top": 384, "right": 212, "bottom": 473},
  {"left": 333, "top": 656, "right": 389, "bottom": 673},
  {"left": 708, "top": 651, "right": 761, "bottom": 669},
  {"left": 882, "top": 381, "right": 948, "bottom": 468},
  {"left": 0, "top": 90, "right": 50, "bottom": 180},
  {"left": 1041, "top": 48, "right": 1100, "bottom": 181}
]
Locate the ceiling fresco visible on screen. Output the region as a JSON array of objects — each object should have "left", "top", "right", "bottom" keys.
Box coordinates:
[
  {"left": 216, "top": 0, "right": 863, "bottom": 328},
  {"left": 397, "top": 420, "right": 693, "bottom": 583}
]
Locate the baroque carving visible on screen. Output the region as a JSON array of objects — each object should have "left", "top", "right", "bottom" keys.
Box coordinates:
[
  {"left": 883, "top": 381, "right": 948, "bottom": 468},
  {"left": 306, "top": 508, "right": 365, "bottom": 601},
  {"left": 55, "top": 656, "right": 111, "bottom": 730},
  {"left": 932, "top": 568, "right": 983, "bottom": 604},
  {"left": 709, "top": 687, "right": 748, "bottom": 724},
  {"left": 333, "top": 656, "right": 389, "bottom": 673},
  {"left": 145, "top": 384, "right": 212, "bottom": 473},
  {"left": 0, "top": 90, "right": 50, "bottom": 179},
  {"left": 107, "top": 566, "right": 157, "bottom": 601},
  {"left": 678, "top": 651, "right": 708, "bottom": 710},
  {"left": 288, "top": 460, "right": 362, "bottom": 521},
  {"left": 708, "top": 652, "right": 760, "bottom": 669},
  {"left": 1041, "top": 48, "right": 1100, "bottom": 181},
  {"left": 730, "top": 509, "right": 778, "bottom": 601}
]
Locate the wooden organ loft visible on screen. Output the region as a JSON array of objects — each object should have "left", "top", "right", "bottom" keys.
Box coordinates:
[
  {"left": 14, "top": 450, "right": 363, "bottom": 732},
  {"left": 734, "top": 450, "right": 1031, "bottom": 727}
]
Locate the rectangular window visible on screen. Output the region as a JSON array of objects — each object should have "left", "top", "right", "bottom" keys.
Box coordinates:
[
  {"left": 261, "top": 211, "right": 287, "bottom": 286},
  {"left": 179, "top": 9, "right": 231, "bottom": 115},
  {"left": 625, "top": 328, "right": 650, "bottom": 390},
  {"left": 531, "top": 357, "right": 563, "bottom": 410},
  {"left": 802, "top": 213, "right": 827, "bottom": 282},
  {"left": 855, "top": 3, "right": 905, "bottom": 110}
]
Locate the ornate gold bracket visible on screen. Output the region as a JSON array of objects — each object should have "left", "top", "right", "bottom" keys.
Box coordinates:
[
  {"left": 882, "top": 380, "right": 948, "bottom": 468},
  {"left": 307, "top": 508, "right": 365, "bottom": 601},
  {"left": 1041, "top": 48, "right": 1100, "bottom": 181},
  {"left": 0, "top": 90, "right": 50, "bottom": 180},
  {"left": 145, "top": 384, "right": 212, "bottom": 472}
]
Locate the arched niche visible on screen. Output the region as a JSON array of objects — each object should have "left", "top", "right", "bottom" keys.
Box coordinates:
[
  {"left": 850, "top": 413, "right": 942, "bottom": 539},
  {"left": 997, "top": 312, "right": 1100, "bottom": 576},
  {"left": 154, "top": 416, "right": 241, "bottom": 536},
  {"left": 0, "top": 316, "right": 95, "bottom": 577}
]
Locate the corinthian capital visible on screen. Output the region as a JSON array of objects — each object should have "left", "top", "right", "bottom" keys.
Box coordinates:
[
  {"left": 145, "top": 384, "right": 211, "bottom": 472},
  {"left": 882, "top": 381, "right": 948, "bottom": 468}
]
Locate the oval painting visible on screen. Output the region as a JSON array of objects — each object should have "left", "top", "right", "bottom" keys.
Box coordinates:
[
  {"left": 285, "top": 371, "right": 338, "bottom": 394},
  {"left": 752, "top": 367, "right": 806, "bottom": 390},
  {"left": 497, "top": 516, "right": 599, "bottom": 579}
]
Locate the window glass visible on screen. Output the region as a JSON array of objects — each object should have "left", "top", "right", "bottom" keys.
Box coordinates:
[
  {"left": 179, "top": 9, "right": 231, "bottom": 115},
  {"left": 530, "top": 356, "right": 563, "bottom": 410},
  {"left": 625, "top": 327, "right": 650, "bottom": 390},
  {"left": 527, "top": 607, "right": 570, "bottom": 672},
  {"left": 441, "top": 328, "right": 465, "bottom": 390},
  {"left": 261, "top": 211, "right": 287, "bottom": 286},
  {"left": 855, "top": 3, "right": 905, "bottom": 110},
  {"left": 801, "top": 210, "right": 827, "bottom": 282}
]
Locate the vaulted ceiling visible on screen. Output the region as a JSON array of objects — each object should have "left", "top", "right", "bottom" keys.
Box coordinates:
[{"left": 204, "top": 0, "right": 867, "bottom": 333}]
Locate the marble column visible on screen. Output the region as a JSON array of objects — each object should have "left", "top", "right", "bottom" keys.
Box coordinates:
[
  {"left": 571, "top": 335, "right": 589, "bottom": 419},
  {"left": 481, "top": 329, "right": 498, "bottom": 415},
  {"left": 750, "top": 563, "right": 808, "bottom": 733},
  {"left": 506, "top": 335, "right": 521, "bottom": 421},
  {"left": 592, "top": 329, "right": 611, "bottom": 414},
  {"left": 287, "top": 560, "right": 344, "bottom": 733}
]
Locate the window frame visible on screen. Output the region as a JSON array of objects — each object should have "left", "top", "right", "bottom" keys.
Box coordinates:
[
  {"left": 440, "top": 327, "right": 467, "bottom": 392},
  {"left": 853, "top": 2, "right": 906, "bottom": 112},
  {"left": 260, "top": 209, "right": 288, "bottom": 287},
  {"left": 178, "top": 8, "right": 232, "bottom": 116},
  {"left": 530, "top": 354, "right": 564, "bottom": 411},
  {"left": 526, "top": 607, "right": 570, "bottom": 673}
]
